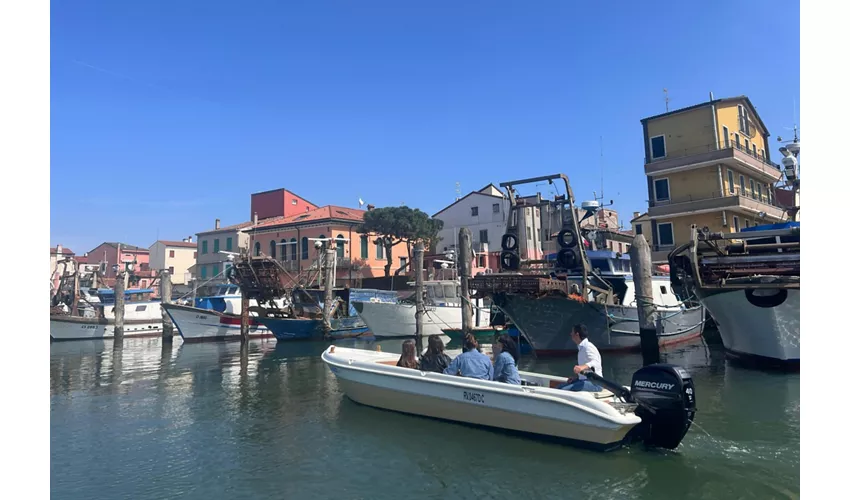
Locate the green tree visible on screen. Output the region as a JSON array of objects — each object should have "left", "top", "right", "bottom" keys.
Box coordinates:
[{"left": 358, "top": 206, "right": 444, "bottom": 277}]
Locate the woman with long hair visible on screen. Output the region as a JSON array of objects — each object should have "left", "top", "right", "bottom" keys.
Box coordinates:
[
  {"left": 396, "top": 339, "right": 419, "bottom": 369},
  {"left": 492, "top": 334, "right": 521, "bottom": 385},
  {"left": 443, "top": 333, "right": 493, "bottom": 380},
  {"left": 419, "top": 335, "right": 453, "bottom": 373}
]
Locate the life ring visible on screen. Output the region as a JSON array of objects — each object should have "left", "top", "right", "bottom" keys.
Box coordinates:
[
  {"left": 745, "top": 289, "right": 788, "bottom": 308},
  {"left": 500, "top": 251, "right": 520, "bottom": 271},
  {"left": 557, "top": 228, "right": 578, "bottom": 249},
  {"left": 501, "top": 233, "right": 519, "bottom": 251},
  {"left": 556, "top": 249, "right": 577, "bottom": 269}
]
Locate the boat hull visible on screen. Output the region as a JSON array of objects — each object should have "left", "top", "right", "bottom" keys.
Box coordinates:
[
  {"left": 50, "top": 316, "right": 163, "bottom": 341},
  {"left": 493, "top": 294, "right": 705, "bottom": 356},
  {"left": 161, "top": 303, "right": 273, "bottom": 342},
  {"left": 323, "top": 347, "right": 639, "bottom": 450},
  {"left": 696, "top": 287, "right": 800, "bottom": 366},
  {"left": 255, "top": 316, "right": 326, "bottom": 341},
  {"left": 354, "top": 301, "right": 491, "bottom": 339}
]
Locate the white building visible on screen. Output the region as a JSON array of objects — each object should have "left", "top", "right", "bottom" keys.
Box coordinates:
[
  {"left": 148, "top": 239, "right": 198, "bottom": 285},
  {"left": 432, "top": 184, "right": 542, "bottom": 271}
]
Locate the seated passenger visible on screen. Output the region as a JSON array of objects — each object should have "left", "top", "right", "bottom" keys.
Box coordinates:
[
  {"left": 419, "top": 335, "right": 452, "bottom": 373},
  {"left": 557, "top": 324, "right": 603, "bottom": 392},
  {"left": 443, "top": 334, "right": 493, "bottom": 380},
  {"left": 396, "top": 339, "right": 419, "bottom": 369},
  {"left": 492, "top": 334, "right": 521, "bottom": 385}
]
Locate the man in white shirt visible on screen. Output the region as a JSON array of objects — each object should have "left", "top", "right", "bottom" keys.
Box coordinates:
[{"left": 557, "top": 324, "right": 603, "bottom": 392}]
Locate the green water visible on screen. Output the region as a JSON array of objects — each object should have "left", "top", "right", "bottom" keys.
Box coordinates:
[{"left": 50, "top": 335, "right": 799, "bottom": 499}]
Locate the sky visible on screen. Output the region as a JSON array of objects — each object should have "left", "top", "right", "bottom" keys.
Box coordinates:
[{"left": 50, "top": 0, "right": 800, "bottom": 255}]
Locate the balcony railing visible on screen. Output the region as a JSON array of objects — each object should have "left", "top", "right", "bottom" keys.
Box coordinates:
[
  {"left": 646, "top": 141, "right": 780, "bottom": 170},
  {"left": 648, "top": 193, "right": 786, "bottom": 219}
]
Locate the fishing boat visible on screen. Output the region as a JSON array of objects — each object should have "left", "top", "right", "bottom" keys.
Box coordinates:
[
  {"left": 669, "top": 222, "right": 800, "bottom": 368},
  {"left": 322, "top": 345, "right": 697, "bottom": 451},
  {"left": 469, "top": 174, "right": 704, "bottom": 356},
  {"left": 161, "top": 302, "right": 273, "bottom": 342},
  {"left": 50, "top": 288, "right": 164, "bottom": 341},
  {"left": 353, "top": 280, "right": 491, "bottom": 338}
]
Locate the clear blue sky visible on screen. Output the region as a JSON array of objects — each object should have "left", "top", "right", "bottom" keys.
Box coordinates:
[{"left": 50, "top": 0, "right": 800, "bottom": 255}]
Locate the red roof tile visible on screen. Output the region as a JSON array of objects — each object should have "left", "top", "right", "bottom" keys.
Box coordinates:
[
  {"left": 74, "top": 255, "right": 90, "bottom": 264},
  {"left": 50, "top": 247, "right": 74, "bottom": 255},
  {"left": 156, "top": 240, "right": 197, "bottom": 248},
  {"left": 253, "top": 205, "right": 365, "bottom": 229}
]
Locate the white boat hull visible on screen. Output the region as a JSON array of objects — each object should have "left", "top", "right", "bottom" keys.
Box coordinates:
[
  {"left": 162, "top": 303, "right": 273, "bottom": 342},
  {"left": 697, "top": 288, "right": 800, "bottom": 364},
  {"left": 354, "top": 301, "right": 491, "bottom": 338},
  {"left": 50, "top": 317, "right": 163, "bottom": 341},
  {"left": 323, "top": 346, "right": 640, "bottom": 449}
]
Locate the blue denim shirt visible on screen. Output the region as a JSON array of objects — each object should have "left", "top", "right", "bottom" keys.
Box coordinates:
[
  {"left": 492, "top": 351, "right": 521, "bottom": 385},
  {"left": 443, "top": 349, "right": 494, "bottom": 380}
]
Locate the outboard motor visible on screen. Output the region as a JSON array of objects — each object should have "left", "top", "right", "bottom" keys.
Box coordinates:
[{"left": 630, "top": 364, "right": 696, "bottom": 449}]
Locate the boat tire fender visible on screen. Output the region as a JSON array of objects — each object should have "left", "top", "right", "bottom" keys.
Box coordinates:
[
  {"left": 556, "top": 249, "right": 577, "bottom": 269},
  {"left": 501, "top": 233, "right": 519, "bottom": 251},
  {"left": 745, "top": 289, "right": 788, "bottom": 308},
  {"left": 557, "top": 228, "right": 578, "bottom": 249},
  {"left": 500, "top": 251, "right": 520, "bottom": 271}
]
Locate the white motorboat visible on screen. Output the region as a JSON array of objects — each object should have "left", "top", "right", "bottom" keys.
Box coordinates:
[
  {"left": 352, "top": 280, "right": 491, "bottom": 338},
  {"left": 50, "top": 288, "right": 164, "bottom": 341},
  {"left": 322, "top": 345, "right": 696, "bottom": 451}
]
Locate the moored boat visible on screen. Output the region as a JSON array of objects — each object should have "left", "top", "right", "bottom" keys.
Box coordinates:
[
  {"left": 50, "top": 289, "right": 164, "bottom": 341},
  {"left": 161, "top": 302, "right": 273, "bottom": 342},
  {"left": 322, "top": 345, "right": 697, "bottom": 451}
]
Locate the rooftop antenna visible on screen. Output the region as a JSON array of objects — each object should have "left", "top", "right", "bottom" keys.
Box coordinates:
[
  {"left": 599, "top": 136, "right": 604, "bottom": 202},
  {"left": 455, "top": 182, "right": 461, "bottom": 201},
  {"left": 663, "top": 88, "right": 670, "bottom": 112}
]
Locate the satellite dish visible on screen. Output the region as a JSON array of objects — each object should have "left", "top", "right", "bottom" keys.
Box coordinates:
[{"left": 581, "top": 200, "right": 601, "bottom": 213}]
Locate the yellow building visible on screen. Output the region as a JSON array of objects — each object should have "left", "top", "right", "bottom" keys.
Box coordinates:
[{"left": 640, "top": 95, "right": 785, "bottom": 263}]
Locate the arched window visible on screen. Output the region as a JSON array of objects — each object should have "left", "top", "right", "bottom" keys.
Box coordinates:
[
  {"left": 281, "top": 240, "right": 287, "bottom": 261},
  {"left": 269, "top": 240, "right": 276, "bottom": 259},
  {"left": 336, "top": 234, "right": 346, "bottom": 260},
  {"left": 254, "top": 242, "right": 261, "bottom": 257},
  {"left": 291, "top": 238, "right": 298, "bottom": 260},
  {"left": 301, "top": 237, "right": 309, "bottom": 260}
]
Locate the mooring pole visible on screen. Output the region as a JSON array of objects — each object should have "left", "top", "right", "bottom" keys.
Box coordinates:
[
  {"left": 114, "top": 271, "right": 125, "bottom": 341},
  {"left": 240, "top": 282, "right": 250, "bottom": 344},
  {"left": 160, "top": 270, "right": 174, "bottom": 342},
  {"left": 323, "top": 245, "right": 335, "bottom": 339},
  {"left": 414, "top": 242, "right": 425, "bottom": 356},
  {"left": 458, "top": 227, "right": 473, "bottom": 335},
  {"left": 628, "top": 235, "right": 659, "bottom": 365}
]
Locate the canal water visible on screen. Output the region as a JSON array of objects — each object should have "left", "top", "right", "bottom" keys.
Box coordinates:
[{"left": 50, "top": 334, "right": 799, "bottom": 499}]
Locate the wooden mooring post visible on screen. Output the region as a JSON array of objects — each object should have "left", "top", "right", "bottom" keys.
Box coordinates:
[
  {"left": 240, "top": 283, "right": 250, "bottom": 343},
  {"left": 413, "top": 242, "right": 425, "bottom": 356},
  {"left": 160, "top": 270, "right": 174, "bottom": 342},
  {"left": 113, "top": 272, "right": 125, "bottom": 342},
  {"left": 322, "top": 245, "right": 335, "bottom": 339},
  {"left": 628, "top": 235, "right": 660, "bottom": 365},
  {"left": 458, "top": 227, "right": 473, "bottom": 334}
]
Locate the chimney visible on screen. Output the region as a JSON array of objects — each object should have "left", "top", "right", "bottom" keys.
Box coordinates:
[
  {"left": 56, "top": 244, "right": 62, "bottom": 254},
  {"left": 253, "top": 212, "right": 258, "bottom": 225},
  {"left": 709, "top": 91, "right": 715, "bottom": 101},
  {"left": 188, "top": 236, "right": 193, "bottom": 243},
  {"left": 367, "top": 204, "right": 375, "bottom": 211},
  {"left": 633, "top": 211, "right": 640, "bottom": 220},
  {"left": 215, "top": 218, "right": 221, "bottom": 230}
]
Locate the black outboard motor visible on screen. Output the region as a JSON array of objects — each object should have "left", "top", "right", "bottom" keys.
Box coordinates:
[{"left": 630, "top": 364, "right": 696, "bottom": 449}]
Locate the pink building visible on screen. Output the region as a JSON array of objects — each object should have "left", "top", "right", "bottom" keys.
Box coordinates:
[
  {"left": 248, "top": 205, "right": 411, "bottom": 286},
  {"left": 250, "top": 188, "right": 319, "bottom": 221},
  {"left": 86, "top": 242, "right": 152, "bottom": 288}
]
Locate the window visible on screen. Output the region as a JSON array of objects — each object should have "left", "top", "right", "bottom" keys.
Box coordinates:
[
  {"left": 727, "top": 168, "right": 735, "bottom": 194},
  {"left": 745, "top": 219, "right": 750, "bottom": 228},
  {"left": 635, "top": 224, "right": 643, "bottom": 235},
  {"left": 193, "top": 251, "right": 197, "bottom": 258},
  {"left": 738, "top": 104, "right": 751, "bottom": 136},
  {"left": 477, "top": 254, "right": 486, "bottom": 267},
  {"left": 212, "top": 264, "right": 219, "bottom": 277},
  {"left": 400, "top": 257, "right": 408, "bottom": 271},
  {"left": 201, "top": 266, "right": 207, "bottom": 279},
  {"left": 471, "top": 206, "right": 479, "bottom": 217},
  {"left": 744, "top": 138, "right": 749, "bottom": 153},
  {"left": 492, "top": 203, "right": 500, "bottom": 214},
  {"left": 760, "top": 149, "right": 765, "bottom": 161},
  {"left": 733, "top": 216, "right": 740, "bottom": 232},
  {"left": 650, "top": 135, "right": 666, "bottom": 159},
  {"left": 226, "top": 237, "right": 233, "bottom": 251},
  {"left": 254, "top": 242, "right": 261, "bottom": 257},
  {"left": 269, "top": 240, "right": 276, "bottom": 259},
  {"left": 750, "top": 179, "right": 756, "bottom": 197},
  {"left": 654, "top": 178, "right": 670, "bottom": 202},
  {"left": 768, "top": 189, "right": 773, "bottom": 205},
  {"left": 657, "top": 223, "right": 674, "bottom": 246},
  {"left": 479, "top": 229, "right": 489, "bottom": 244},
  {"left": 301, "top": 237, "right": 309, "bottom": 260},
  {"left": 281, "top": 241, "right": 287, "bottom": 261},
  {"left": 169, "top": 250, "right": 175, "bottom": 258},
  {"left": 290, "top": 238, "right": 298, "bottom": 260},
  {"left": 722, "top": 126, "right": 729, "bottom": 148},
  {"left": 739, "top": 175, "right": 746, "bottom": 195},
  {"left": 757, "top": 183, "right": 763, "bottom": 201},
  {"left": 202, "top": 240, "right": 208, "bottom": 254},
  {"left": 135, "top": 305, "right": 147, "bottom": 312},
  {"left": 735, "top": 133, "right": 740, "bottom": 149},
  {"left": 526, "top": 226, "right": 532, "bottom": 241},
  {"left": 213, "top": 239, "right": 220, "bottom": 253},
  {"left": 360, "top": 235, "right": 369, "bottom": 259},
  {"left": 660, "top": 286, "right": 668, "bottom": 295},
  {"left": 376, "top": 239, "right": 384, "bottom": 260},
  {"left": 336, "top": 234, "right": 346, "bottom": 260},
  {"left": 168, "top": 266, "right": 174, "bottom": 274}
]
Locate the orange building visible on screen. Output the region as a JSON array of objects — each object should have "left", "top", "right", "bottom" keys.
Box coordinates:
[{"left": 248, "top": 205, "right": 410, "bottom": 286}]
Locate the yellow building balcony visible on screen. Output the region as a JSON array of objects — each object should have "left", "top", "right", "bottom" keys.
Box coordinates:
[
  {"left": 648, "top": 193, "right": 786, "bottom": 221},
  {"left": 645, "top": 143, "right": 783, "bottom": 183}
]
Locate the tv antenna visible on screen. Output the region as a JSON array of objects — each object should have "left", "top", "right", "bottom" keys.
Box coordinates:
[
  {"left": 663, "top": 88, "right": 670, "bottom": 112},
  {"left": 455, "top": 182, "right": 461, "bottom": 201}
]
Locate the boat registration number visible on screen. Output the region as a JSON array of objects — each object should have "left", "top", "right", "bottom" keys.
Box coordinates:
[
  {"left": 80, "top": 325, "right": 98, "bottom": 330},
  {"left": 463, "top": 391, "right": 485, "bottom": 404},
  {"left": 195, "top": 314, "right": 208, "bottom": 320}
]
